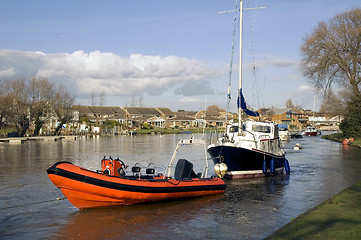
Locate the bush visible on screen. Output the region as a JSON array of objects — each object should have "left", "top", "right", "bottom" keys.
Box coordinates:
[{"left": 339, "top": 94, "right": 361, "bottom": 138}]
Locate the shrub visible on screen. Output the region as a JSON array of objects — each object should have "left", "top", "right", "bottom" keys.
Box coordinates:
[{"left": 339, "top": 94, "right": 361, "bottom": 138}]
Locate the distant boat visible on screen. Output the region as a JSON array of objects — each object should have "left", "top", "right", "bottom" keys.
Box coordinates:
[
  {"left": 207, "top": 0, "right": 289, "bottom": 179},
  {"left": 303, "top": 126, "right": 318, "bottom": 136},
  {"left": 304, "top": 96, "right": 321, "bottom": 136},
  {"left": 47, "top": 138, "right": 226, "bottom": 209},
  {"left": 289, "top": 131, "right": 303, "bottom": 138}
]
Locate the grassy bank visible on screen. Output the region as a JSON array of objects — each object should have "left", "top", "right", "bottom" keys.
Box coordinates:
[
  {"left": 322, "top": 133, "right": 361, "bottom": 148},
  {"left": 265, "top": 181, "right": 361, "bottom": 240}
]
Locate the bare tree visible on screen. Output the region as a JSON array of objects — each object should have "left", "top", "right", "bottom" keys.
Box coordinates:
[
  {"left": 91, "top": 91, "right": 95, "bottom": 106},
  {"left": 285, "top": 98, "right": 295, "bottom": 109},
  {"left": 319, "top": 90, "right": 346, "bottom": 116},
  {"left": 100, "top": 90, "right": 105, "bottom": 106},
  {"left": 52, "top": 85, "right": 74, "bottom": 135},
  {"left": 300, "top": 8, "right": 361, "bottom": 96},
  {"left": 130, "top": 96, "right": 136, "bottom": 107},
  {"left": 29, "top": 76, "right": 56, "bottom": 135},
  {"left": 0, "top": 80, "right": 13, "bottom": 129},
  {"left": 138, "top": 95, "right": 143, "bottom": 107},
  {"left": 1, "top": 77, "right": 74, "bottom": 136},
  {"left": 2, "top": 78, "right": 30, "bottom": 136},
  {"left": 206, "top": 105, "right": 226, "bottom": 112}
]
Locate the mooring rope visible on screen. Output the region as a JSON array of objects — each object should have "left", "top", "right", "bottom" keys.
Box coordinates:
[{"left": 0, "top": 197, "right": 66, "bottom": 210}]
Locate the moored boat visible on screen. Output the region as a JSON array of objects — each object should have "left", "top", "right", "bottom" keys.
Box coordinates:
[
  {"left": 303, "top": 126, "right": 318, "bottom": 136},
  {"left": 208, "top": 121, "right": 288, "bottom": 179},
  {"left": 289, "top": 131, "right": 304, "bottom": 138},
  {"left": 47, "top": 138, "right": 226, "bottom": 209},
  {"left": 207, "top": 1, "right": 290, "bottom": 179}
]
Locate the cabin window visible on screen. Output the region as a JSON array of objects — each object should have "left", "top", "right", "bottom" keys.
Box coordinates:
[{"left": 252, "top": 125, "right": 271, "bottom": 133}]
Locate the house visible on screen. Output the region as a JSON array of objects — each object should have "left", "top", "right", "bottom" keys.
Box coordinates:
[
  {"left": 196, "top": 110, "right": 226, "bottom": 127},
  {"left": 147, "top": 116, "right": 166, "bottom": 128},
  {"left": 34, "top": 102, "right": 60, "bottom": 134},
  {"left": 72, "top": 105, "right": 126, "bottom": 124},
  {"left": 256, "top": 108, "right": 306, "bottom": 129},
  {"left": 156, "top": 107, "right": 174, "bottom": 119},
  {"left": 169, "top": 111, "right": 197, "bottom": 128},
  {"left": 122, "top": 107, "right": 173, "bottom": 128}
]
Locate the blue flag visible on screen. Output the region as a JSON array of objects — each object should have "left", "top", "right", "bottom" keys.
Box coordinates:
[{"left": 237, "top": 88, "right": 259, "bottom": 117}]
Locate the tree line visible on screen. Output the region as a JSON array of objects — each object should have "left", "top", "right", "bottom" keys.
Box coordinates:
[
  {"left": 301, "top": 8, "right": 361, "bottom": 138},
  {"left": 0, "top": 76, "right": 74, "bottom": 136}
]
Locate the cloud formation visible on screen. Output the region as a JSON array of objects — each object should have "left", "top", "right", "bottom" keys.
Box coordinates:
[{"left": 0, "top": 49, "right": 218, "bottom": 97}]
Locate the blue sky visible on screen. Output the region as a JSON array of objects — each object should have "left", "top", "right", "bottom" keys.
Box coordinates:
[{"left": 1, "top": 0, "right": 360, "bottom": 112}]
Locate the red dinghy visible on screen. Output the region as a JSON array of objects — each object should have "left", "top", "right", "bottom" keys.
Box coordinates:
[{"left": 47, "top": 138, "right": 226, "bottom": 209}]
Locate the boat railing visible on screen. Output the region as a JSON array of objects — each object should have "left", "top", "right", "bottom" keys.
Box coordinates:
[
  {"left": 243, "top": 129, "right": 257, "bottom": 148},
  {"left": 259, "top": 138, "right": 280, "bottom": 154},
  {"left": 165, "top": 138, "right": 208, "bottom": 179}
]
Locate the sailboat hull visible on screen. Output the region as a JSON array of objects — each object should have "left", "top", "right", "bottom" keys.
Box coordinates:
[{"left": 208, "top": 145, "right": 285, "bottom": 179}]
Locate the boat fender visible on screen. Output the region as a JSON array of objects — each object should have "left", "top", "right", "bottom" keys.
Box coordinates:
[
  {"left": 284, "top": 159, "right": 290, "bottom": 173},
  {"left": 293, "top": 143, "right": 301, "bottom": 151},
  {"left": 270, "top": 158, "right": 275, "bottom": 175},
  {"left": 262, "top": 160, "right": 267, "bottom": 174},
  {"left": 214, "top": 162, "right": 227, "bottom": 178}
]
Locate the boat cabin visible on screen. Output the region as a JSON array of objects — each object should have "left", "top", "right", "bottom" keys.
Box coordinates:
[
  {"left": 223, "top": 121, "right": 282, "bottom": 156},
  {"left": 227, "top": 121, "right": 279, "bottom": 140}
]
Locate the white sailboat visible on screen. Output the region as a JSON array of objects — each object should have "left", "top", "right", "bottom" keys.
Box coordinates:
[{"left": 208, "top": 0, "right": 290, "bottom": 179}]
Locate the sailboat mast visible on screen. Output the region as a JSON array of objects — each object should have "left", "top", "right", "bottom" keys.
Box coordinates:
[
  {"left": 238, "top": 0, "right": 243, "bottom": 133},
  {"left": 313, "top": 95, "right": 316, "bottom": 126}
]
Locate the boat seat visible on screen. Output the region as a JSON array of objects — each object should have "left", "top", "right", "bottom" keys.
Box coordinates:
[
  {"left": 146, "top": 163, "right": 155, "bottom": 175},
  {"left": 174, "top": 159, "right": 197, "bottom": 180},
  {"left": 132, "top": 163, "right": 141, "bottom": 178},
  {"left": 132, "top": 166, "right": 141, "bottom": 173}
]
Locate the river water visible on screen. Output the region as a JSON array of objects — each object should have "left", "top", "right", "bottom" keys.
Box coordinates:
[{"left": 0, "top": 133, "right": 360, "bottom": 239}]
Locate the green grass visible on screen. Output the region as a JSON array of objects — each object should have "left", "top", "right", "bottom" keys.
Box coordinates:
[
  {"left": 322, "top": 134, "right": 361, "bottom": 148},
  {"left": 265, "top": 182, "right": 361, "bottom": 240},
  {"left": 0, "top": 128, "right": 16, "bottom": 137}
]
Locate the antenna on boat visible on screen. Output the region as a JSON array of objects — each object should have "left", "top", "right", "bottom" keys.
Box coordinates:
[{"left": 219, "top": 0, "right": 266, "bottom": 135}]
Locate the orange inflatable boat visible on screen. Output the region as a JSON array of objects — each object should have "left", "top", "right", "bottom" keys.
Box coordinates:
[{"left": 47, "top": 138, "right": 226, "bottom": 209}]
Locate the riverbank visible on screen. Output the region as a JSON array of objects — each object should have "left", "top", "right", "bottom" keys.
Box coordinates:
[
  {"left": 322, "top": 133, "right": 361, "bottom": 148},
  {"left": 265, "top": 181, "right": 361, "bottom": 240},
  {"left": 0, "top": 135, "right": 78, "bottom": 143}
]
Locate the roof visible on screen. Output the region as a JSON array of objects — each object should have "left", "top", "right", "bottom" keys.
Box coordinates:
[
  {"left": 124, "top": 107, "right": 160, "bottom": 115},
  {"left": 156, "top": 107, "right": 174, "bottom": 115},
  {"left": 72, "top": 105, "right": 126, "bottom": 118},
  {"left": 88, "top": 106, "right": 117, "bottom": 115},
  {"left": 174, "top": 111, "right": 197, "bottom": 117},
  {"left": 72, "top": 105, "right": 94, "bottom": 115},
  {"left": 272, "top": 108, "right": 292, "bottom": 115},
  {"left": 172, "top": 116, "right": 195, "bottom": 121}
]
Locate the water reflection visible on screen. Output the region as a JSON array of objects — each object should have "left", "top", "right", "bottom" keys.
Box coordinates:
[
  {"left": 0, "top": 134, "right": 361, "bottom": 239},
  {"left": 57, "top": 195, "right": 224, "bottom": 239}
]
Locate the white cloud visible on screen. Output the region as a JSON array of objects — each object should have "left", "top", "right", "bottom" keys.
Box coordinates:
[
  {"left": 179, "top": 97, "right": 205, "bottom": 103},
  {"left": 250, "top": 56, "right": 299, "bottom": 70},
  {"left": 0, "top": 68, "right": 16, "bottom": 77},
  {"left": 0, "top": 49, "right": 219, "bottom": 97}
]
